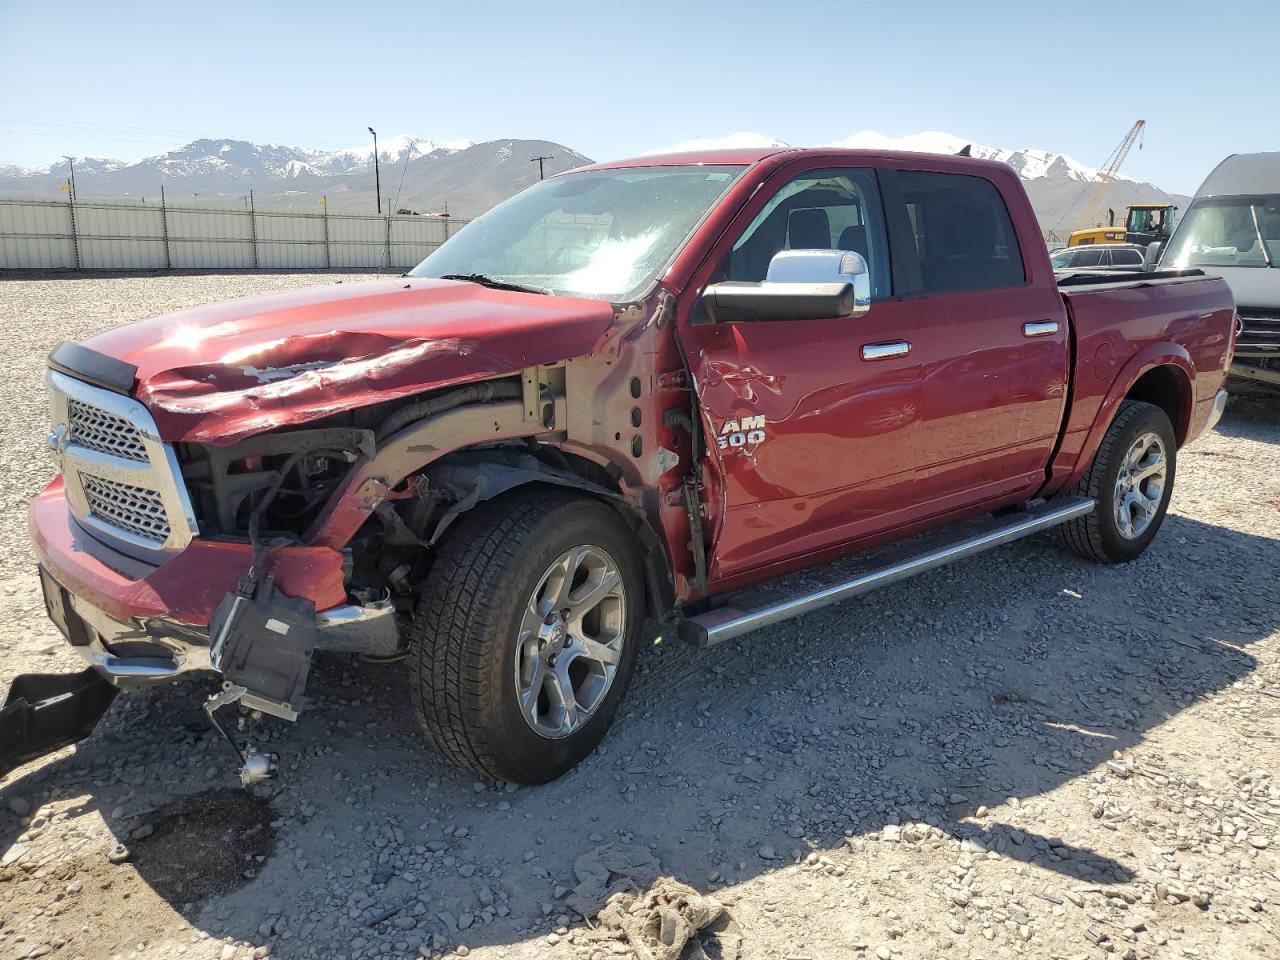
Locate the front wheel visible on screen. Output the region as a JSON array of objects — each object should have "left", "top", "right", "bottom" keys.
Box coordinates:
[
  {"left": 1058, "top": 399, "right": 1177, "bottom": 564},
  {"left": 408, "top": 488, "right": 643, "bottom": 784}
]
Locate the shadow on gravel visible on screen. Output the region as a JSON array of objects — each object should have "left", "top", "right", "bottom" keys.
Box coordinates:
[
  {"left": 127, "top": 788, "right": 278, "bottom": 904},
  {"left": 1213, "top": 394, "right": 1280, "bottom": 443},
  {"left": 2, "top": 417, "right": 1278, "bottom": 957}
]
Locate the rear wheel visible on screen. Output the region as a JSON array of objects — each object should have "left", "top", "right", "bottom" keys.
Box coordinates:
[
  {"left": 408, "top": 488, "right": 643, "bottom": 784},
  {"left": 1058, "top": 400, "right": 1176, "bottom": 563}
]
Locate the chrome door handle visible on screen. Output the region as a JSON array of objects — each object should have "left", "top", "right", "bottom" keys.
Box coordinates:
[
  {"left": 861, "top": 340, "right": 911, "bottom": 361},
  {"left": 1023, "top": 320, "right": 1059, "bottom": 337}
]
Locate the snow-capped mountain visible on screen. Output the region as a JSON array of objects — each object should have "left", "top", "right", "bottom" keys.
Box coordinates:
[
  {"left": 319, "top": 134, "right": 476, "bottom": 174},
  {"left": 30, "top": 156, "right": 128, "bottom": 177},
  {"left": 0, "top": 137, "right": 589, "bottom": 216},
  {"left": 5, "top": 136, "right": 476, "bottom": 182},
  {"left": 2, "top": 129, "right": 1184, "bottom": 236},
  {"left": 647, "top": 129, "right": 1119, "bottom": 184},
  {"left": 828, "top": 131, "right": 1119, "bottom": 184}
]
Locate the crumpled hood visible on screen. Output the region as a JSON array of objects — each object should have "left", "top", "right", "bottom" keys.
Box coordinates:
[{"left": 83, "top": 278, "right": 616, "bottom": 444}]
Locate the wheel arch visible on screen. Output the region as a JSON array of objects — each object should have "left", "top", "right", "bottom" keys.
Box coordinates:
[
  {"left": 420, "top": 451, "right": 677, "bottom": 627},
  {"left": 1123, "top": 363, "right": 1193, "bottom": 446},
  {"left": 1063, "top": 346, "right": 1194, "bottom": 492}
]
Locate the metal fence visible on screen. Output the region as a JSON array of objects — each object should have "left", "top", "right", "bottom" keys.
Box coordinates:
[{"left": 0, "top": 198, "right": 469, "bottom": 271}]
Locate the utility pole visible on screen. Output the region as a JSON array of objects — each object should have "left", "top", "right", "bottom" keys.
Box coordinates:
[
  {"left": 530, "top": 154, "right": 553, "bottom": 180},
  {"left": 62, "top": 156, "right": 77, "bottom": 200},
  {"left": 368, "top": 126, "right": 382, "bottom": 213}
]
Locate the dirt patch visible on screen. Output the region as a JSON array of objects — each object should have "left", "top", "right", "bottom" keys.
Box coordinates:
[{"left": 129, "top": 788, "right": 277, "bottom": 904}]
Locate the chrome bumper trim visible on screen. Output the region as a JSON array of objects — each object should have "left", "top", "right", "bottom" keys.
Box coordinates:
[
  {"left": 66, "top": 594, "right": 401, "bottom": 686},
  {"left": 315, "top": 598, "right": 400, "bottom": 656},
  {"left": 1203, "top": 389, "right": 1229, "bottom": 436}
]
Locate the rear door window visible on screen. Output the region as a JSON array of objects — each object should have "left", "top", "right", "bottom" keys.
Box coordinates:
[
  {"left": 895, "top": 171, "right": 1025, "bottom": 293},
  {"left": 1111, "top": 248, "right": 1144, "bottom": 266}
]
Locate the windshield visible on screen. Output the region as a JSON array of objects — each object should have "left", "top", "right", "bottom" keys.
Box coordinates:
[
  {"left": 410, "top": 165, "right": 747, "bottom": 300},
  {"left": 1163, "top": 196, "right": 1280, "bottom": 269},
  {"left": 1049, "top": 249, "right": 1073, "bottom": 269}
]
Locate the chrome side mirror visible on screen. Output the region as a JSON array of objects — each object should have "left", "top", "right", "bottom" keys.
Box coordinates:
[{"left": 766, "top": 249, "right": 871, "bottom": 317}]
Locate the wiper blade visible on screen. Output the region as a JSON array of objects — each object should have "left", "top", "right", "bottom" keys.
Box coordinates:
[
  {"left": 1248, "top": 205, "right": 1274, "bottom": 268},
  {"left": 438, "top": 273, "right": 549, "bottom": 295}
]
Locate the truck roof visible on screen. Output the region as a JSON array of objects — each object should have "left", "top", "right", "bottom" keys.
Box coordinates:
[
  {"left": 1195, "top": 151, "right": 1280, "bottom": 197},
  {"left": 578, "top": 147, "right": 1017, "bottom": 175}
]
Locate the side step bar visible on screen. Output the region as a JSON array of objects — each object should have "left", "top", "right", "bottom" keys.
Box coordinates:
[{"left": 678, "top": 496, "right": 1095, "bottom": 647}]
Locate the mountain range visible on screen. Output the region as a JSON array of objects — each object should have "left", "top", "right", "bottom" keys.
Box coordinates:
[
  {"left": 0, "top": 138, "right": 592, "bottom": 218},
  {"left": 1, "top": 131, "right": 1186, "bottom": 239}
]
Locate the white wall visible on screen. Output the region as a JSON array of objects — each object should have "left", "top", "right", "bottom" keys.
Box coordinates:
[{"left": 0, "top": 199, "right": 467, "bottom": 271}]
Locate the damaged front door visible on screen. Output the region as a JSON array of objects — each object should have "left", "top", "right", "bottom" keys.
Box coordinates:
[{"left": 678, "top": 164, "right": 927, "bottom": 584}]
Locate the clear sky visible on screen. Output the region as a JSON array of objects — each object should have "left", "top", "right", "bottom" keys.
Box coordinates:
[{"left": 1, "top": 0, "right": 1275, "bottom": 194}]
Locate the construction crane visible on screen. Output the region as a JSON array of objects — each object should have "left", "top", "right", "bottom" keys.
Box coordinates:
[{"left": 1063, "top": 121, "right": 1162, "bottom": 247}]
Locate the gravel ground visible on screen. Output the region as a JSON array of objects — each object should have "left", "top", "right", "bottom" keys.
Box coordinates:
[{"left": 0, "top": 272, "right": 1278, "bottom": 960}]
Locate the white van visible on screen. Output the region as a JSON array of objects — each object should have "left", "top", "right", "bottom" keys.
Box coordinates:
[{"left": 1160, "top": 152, "right": 1280, "bottom": 396}]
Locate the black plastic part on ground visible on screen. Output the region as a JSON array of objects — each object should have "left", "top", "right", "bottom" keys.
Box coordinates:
[{"left": 0, "top": 668, "right": 117, "bottom": 777}]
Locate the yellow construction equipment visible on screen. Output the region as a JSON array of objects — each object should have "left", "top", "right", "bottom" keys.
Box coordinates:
[
  {"left": 1065, "top": 121, "right": 1173, "bottom": 247},
  {"left": 1070, "top": 203, "right": 1178, "bottom": 247}
]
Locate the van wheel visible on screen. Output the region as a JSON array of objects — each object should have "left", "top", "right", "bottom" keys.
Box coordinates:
[
  {"left": 1058, "top": 400, "right": 1176, "bottom": 564},
  {"left": 408, "top": 488, "right": 643, "bottom": 784}
]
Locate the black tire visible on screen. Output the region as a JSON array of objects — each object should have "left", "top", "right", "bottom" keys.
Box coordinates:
[
  {"left": 1058, "top": 400, "right": 1177, "bottom": 564},
  {"left": 408, "top": 487, "right": 643, "bottom": 784}
]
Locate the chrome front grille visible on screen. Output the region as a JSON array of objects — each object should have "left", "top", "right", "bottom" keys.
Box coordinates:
[
  {"left": 48, "top": 371, "right": 197, "bottom": 559},
  {"left": 67, "top": 397, "right": 149, "bottom": 462},
  {"left": 81, "top": 475, "right": 171, "bottom": 543},
  {"left": 1236, "top": 310, "right": 1280, "bottom": 358}
]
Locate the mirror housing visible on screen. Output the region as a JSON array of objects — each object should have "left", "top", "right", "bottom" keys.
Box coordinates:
[
  {"left": 701, "top": 280, "right": 855, "bottom": 324},
  {"left": 1143, "top": 241, "right": 1163, "bottom": 271},
  {"left": 699, "top": 249, "right": 871, "bottom": 324}
]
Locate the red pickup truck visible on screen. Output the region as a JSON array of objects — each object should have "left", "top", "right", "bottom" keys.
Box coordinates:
[{"left": 10, "top": 147, "right": 1235, "bottom": 785}]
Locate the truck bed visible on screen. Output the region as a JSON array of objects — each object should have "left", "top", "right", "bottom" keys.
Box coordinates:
[{"left": 1047, "top": 267, "right": 1236, "bottom": 498}]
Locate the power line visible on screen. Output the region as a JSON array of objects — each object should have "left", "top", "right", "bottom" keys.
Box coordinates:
[
  {"left": 390, "top": 139, "right": 418, "bottom": 214},
  {"left": 0, "top": 126, "right": 186, "bottom": 147},
  {"left": 0, "top": 113, "right": 212, "bottom": 138}
]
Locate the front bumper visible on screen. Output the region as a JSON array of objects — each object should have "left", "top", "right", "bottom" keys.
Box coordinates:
[
  {"left": 1230, "top": 360, "right": 1280, "bottom": 388},
  {"left": 31, "top": 479, "right": 399, "bottom": 690}
]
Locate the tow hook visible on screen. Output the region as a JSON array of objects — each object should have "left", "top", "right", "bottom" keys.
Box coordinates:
[
  {"left": 203, "top": 681, "right": 280, "bottom": 787},
  {"left": 0, "top": 668, "right": 118, "bottom": 778}
]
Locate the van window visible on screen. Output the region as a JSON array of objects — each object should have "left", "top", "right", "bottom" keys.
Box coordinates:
[
  {"left": 895, "top": 171, "right": 1025, "bottom": 293},
  {"left": 720, "top": 168, "right": 892, "bottom": 300},
  {"left": 1163, "top": 196, "right": 1280, "bottom": 269}
]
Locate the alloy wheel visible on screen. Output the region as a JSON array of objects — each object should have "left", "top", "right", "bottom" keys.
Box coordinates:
[
  {"left": 514, "top": 545, "right": 627, "bottom": 738},
  {"left": 1113, "top": 431, "right": 1168, "bottom": 540}
]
